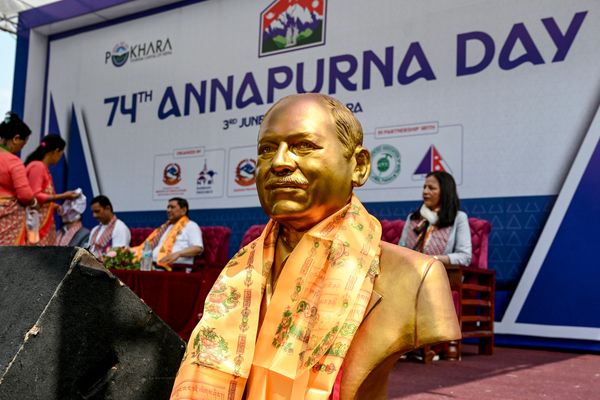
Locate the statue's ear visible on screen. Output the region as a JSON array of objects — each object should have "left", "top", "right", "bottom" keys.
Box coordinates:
[{"left": 352, "top": 146, "right": 371, "bottom": 187}]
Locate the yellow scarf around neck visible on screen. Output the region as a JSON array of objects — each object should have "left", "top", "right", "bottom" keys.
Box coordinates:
[{"left": 171, "top": 196, "right": 381, "bottom": 399}]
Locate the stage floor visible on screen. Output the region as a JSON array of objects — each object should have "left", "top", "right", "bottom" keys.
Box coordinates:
[{"left": 389, "top": 344, "right": 600, "bottom": 399}]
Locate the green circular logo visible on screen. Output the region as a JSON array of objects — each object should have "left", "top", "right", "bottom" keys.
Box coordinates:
[
  {"left": 370, "top": 144, "right": 401, "bottom": 184},
  {"left": 377, "top": 157, "right": 390, "bottom": 172}
]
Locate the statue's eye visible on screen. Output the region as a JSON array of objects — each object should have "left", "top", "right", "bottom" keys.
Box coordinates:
[
  {"left": 258, "top": 144, "right": 275, "bottom": 155},
  {"left": 291, "top": 141, "right": 317, "bottom": 153}
]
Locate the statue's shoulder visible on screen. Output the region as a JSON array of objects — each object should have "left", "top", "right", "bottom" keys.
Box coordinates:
[
  {"left": 340, "top": 241, "right": 449, "bottom": 398},
  {"left": 369, "top": 241, "right": 439, "bottom": 315},
  {"left": 378, "top": 241, "right": 433, "bottom": 284}
]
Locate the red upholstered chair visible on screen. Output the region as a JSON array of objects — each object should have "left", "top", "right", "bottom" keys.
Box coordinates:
[
  {"left": 379, "top": 219, "right": 406, "bottom": 245},
  {"left": 239, "top": 224, "right": 267, "bottom": 249},
  {"left": 130, "top": 227, "right": 154, "bottom": 247},
  {"left": 467, "top": 217, "right": 491, "bottom": 269},
  {"left": 200, "top": 226, "right": 232, "bottom": 270}
]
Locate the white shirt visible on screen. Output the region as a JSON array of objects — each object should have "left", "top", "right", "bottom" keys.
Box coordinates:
[
  {"left": 153, "top": 220, "right": 203, "bottom": 265},
  {"left": 89, "top": 219, "right": 131, "bottom": 257}
]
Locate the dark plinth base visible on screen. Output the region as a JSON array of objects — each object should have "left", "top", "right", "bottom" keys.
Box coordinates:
[{"left": 0, "top": 246, "right": 185, "bottom": 400}]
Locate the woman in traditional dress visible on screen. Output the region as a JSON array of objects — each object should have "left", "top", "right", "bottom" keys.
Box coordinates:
[
  {"left": 399, "top": 171, "right": 472, "bottom": 266},
  {"left": 399, "top": 170, "right": 472, "bottom": 362},
  {"left": 25, "top": 134, "right": 80, "bottom": 245},
  {"left": 0, "top": 112, "right": 36, "bottom": 245}
]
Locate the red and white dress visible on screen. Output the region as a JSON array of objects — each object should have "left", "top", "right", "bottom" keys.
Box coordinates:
[{"left": 0, "top": 150, "right": 34, "bottom": 245}]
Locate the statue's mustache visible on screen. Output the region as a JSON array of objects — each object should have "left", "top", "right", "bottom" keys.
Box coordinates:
[{"left": 264, "top": 176, "right": 309, "bottom": 189}]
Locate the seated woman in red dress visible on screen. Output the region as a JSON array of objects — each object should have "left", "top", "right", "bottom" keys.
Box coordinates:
[{"left": 25, "top": 134, "right": 80, "bottom": 245}]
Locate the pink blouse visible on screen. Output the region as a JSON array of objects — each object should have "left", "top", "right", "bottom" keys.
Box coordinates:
[
  {"left": 0, "top": 151, "right": 34, "bottom": 203},
  {"left": 26, "top": 160, "right": 53, "bottom": 203}
]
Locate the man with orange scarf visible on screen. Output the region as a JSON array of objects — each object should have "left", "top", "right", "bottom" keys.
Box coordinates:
[
  {"left": 170, "top": 94, "right": 460, "bottom": 399},
  {"left": 132, "top": 197, "right": 203, "bottom": 271}
]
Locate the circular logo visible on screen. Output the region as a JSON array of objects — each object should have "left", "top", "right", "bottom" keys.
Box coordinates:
[
  {"left": 163, "top": 163, "right": 182, "bottom": 186},
  {"left": 235, "top": 159, "right": 257, "bottom": 186},
  {"left": 111, "top": 42, "right": 130, "bottom": 67},
  {"left": 370, "top": 144, "right": 401, "bottom": 184}
]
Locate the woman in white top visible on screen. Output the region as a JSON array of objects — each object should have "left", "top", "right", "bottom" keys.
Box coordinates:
[{"left": 399, "top": 171, "right": 472, "bottom": 266}]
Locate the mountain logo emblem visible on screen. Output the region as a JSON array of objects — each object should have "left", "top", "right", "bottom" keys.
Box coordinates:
[
  {"left": 259, "top": 0, "right": 327, "bottom": 57},
  {"left": 412, "top": 145, "right": 452, "bottom": 180}
]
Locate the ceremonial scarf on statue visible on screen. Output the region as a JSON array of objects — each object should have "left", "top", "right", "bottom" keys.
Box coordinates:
[
  {"left": 132, "top": 216, "right": 189, "bottom": 271},
  {"left": 171, "top": 196, "right": 381, "bottom": 400},
  {"left": 89, "top": 215, "right": 118, "bottom": 255},
  {"left": 405, "top": 204, "right": 450, "bottom": 256}
]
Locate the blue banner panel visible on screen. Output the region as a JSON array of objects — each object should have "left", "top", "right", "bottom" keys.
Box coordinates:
[
  {"left": 517, "top": 137, "right": 600, "bottom": 327},
  {"left": 66, "top": 105, "right": 95, "bottom": 228}
]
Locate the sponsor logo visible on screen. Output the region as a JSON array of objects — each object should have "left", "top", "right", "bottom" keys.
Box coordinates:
[
  {"left": 163, "top": 163, "right": 182, "bottom": 186},
  {"left": 197, "top": 160, "right": 217, "bottom": 194},
  {"left": 413, "top": 145, "right": 452, "bottom": 180},
  {"left": 259, "top": 0, "right": 327, "bottom": 57},
  {"left": 107, "top": 42, "right": 129, "bottom": 67},
  {"left": 370, "top": 144, "right": 401, "bottom": 184},
  {"left": 235, "top": 159, "right": 257, "bottom": 186},
  {"left": 104, "top": 38, "right": 173, "bottom": 67}
]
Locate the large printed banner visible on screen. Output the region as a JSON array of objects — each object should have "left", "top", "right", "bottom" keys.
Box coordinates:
[{"left": 43, "top": 0, "right": 600, "bottom": 212}]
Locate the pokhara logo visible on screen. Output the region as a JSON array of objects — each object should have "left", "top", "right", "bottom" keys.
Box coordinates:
[
  {"left": 259, "top": 0, "right": 327, "bottom": 57},
  {"left": 163, "top": 163, "right": 182, "bottom": 186},
  {"left": 107, "top": 42, "right": 130, "bottom": 67},
  {"left": 105, "top": 38, "right": 172, "bottom": 67},
  {"left": 235, "top": 159, "right": 257, "bottom": 186}
]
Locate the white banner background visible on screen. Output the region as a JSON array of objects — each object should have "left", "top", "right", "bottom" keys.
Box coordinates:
[{"left": 44, "top": 0, "right": 600, "bottom": 212}]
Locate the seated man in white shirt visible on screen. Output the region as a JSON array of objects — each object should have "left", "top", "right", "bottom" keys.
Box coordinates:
[
  {"left": 133, "top": 197, "right": 203, "bottom": 271},
  {"left": 88, "top": 195, "right": 131, "bottom": 260}
]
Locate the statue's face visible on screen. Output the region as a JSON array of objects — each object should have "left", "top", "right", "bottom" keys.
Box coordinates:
[{"left": 256, "top": 95, "right": 355, "bottom": 231}]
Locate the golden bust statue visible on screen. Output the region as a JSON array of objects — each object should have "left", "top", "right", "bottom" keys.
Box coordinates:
[{"left": 171, "top": 93, "right": 460, "bottom": 400}]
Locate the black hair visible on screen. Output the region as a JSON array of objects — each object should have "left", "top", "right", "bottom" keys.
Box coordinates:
[
  {"left": 24, "top": 134, "right": 66, "bottom": 165},
  {"left": 91, "top": 195, "right": 113, "bottom": 212},
  {"left": 0, "top": 112, "right": 32, "bottom": 141},
  {"left": 169, "top": 197, "right": 189, "bottom": 215},
  {"left": 410, "top": 171, "right": 460, "bottom": 228}
]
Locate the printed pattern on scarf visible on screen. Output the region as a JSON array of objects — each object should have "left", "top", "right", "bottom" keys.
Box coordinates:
[
  {"left": 149, "top": 222, "right": 170, "bottom": 249},
  {"left": 171, "top": 195, "right": 381, "bottom": 400},
  {"left": 405, "top": 218, "right": 451, "bottom": 256},
  {"left": 0, "top": 199, "right": 26, "bottom": 245},
  {"left": 89, "top": 215, "right": 118, "bottom": 256},
  {"left": 56, "top": 221, "right": 83, "bottom": 246}
]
